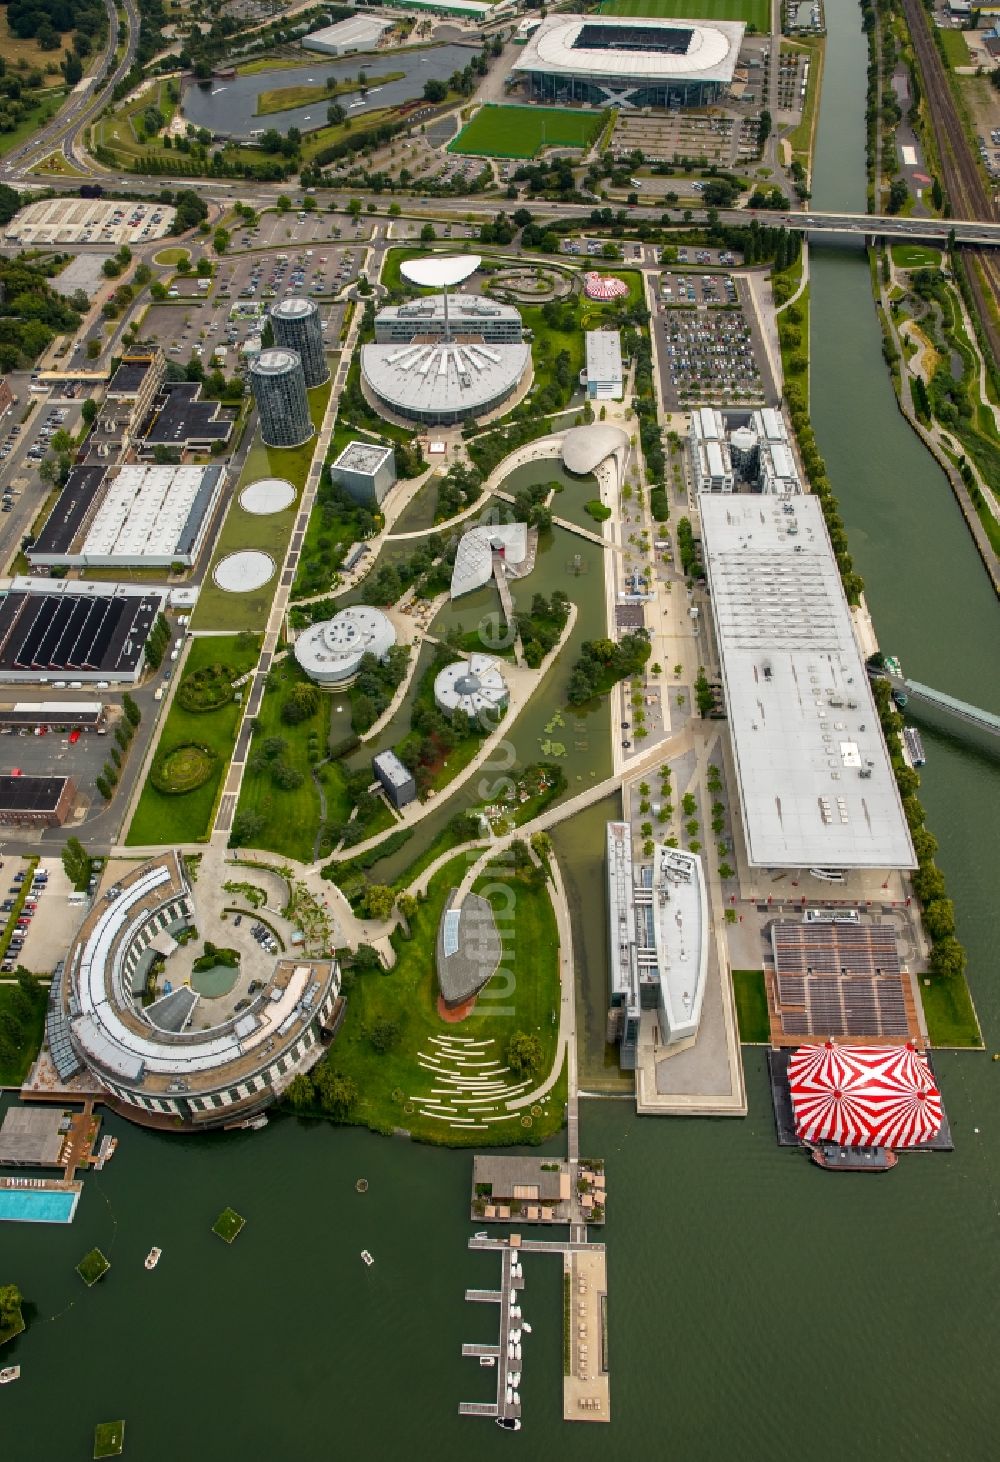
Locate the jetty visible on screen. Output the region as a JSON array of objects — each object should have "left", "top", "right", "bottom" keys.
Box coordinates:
[{"left": 459, "top": 1241, "right": 524, "bottom": 1425}]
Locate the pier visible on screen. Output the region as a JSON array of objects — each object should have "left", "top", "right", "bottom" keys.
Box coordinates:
[{"left": 459, "top": 1242, "right": 524, "bottom": 1425}]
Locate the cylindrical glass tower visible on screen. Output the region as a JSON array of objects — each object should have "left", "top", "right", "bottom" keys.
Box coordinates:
[{"left": 250, "top": 348, "right": 313, "bottom": 449}]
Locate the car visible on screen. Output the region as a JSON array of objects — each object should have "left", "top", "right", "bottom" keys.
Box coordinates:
[
  {"left": 234, "top": 914, "right": 242, "bottom": 927},
  {"left": 68, "top": 729, "right": 81, "bottom": 744}
]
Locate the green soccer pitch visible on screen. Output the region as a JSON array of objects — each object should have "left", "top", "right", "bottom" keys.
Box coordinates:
[{"left": 449, "top": 105, "right": 606, "bottom": 160}]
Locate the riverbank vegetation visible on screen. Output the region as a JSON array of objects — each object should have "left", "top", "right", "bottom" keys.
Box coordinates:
[
  {"left": 0, "top": 971, "right": 46, "bottom": 1083},
  {"left": 286, "top": 853, "right": 565, "bottom": 1146},
  {"left": 567, "top": 631, "right": 651, "bottom": 706}
]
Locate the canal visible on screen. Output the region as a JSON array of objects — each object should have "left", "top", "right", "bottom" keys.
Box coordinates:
[{"left": 6, "top": 6, "right": 1000, "bottom": 1458}]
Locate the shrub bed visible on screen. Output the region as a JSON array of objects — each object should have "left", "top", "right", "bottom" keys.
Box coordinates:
[
  {"left": 176, "top": 663, "right": 237, "bottom": 713},
  {"left": 150, "top": 743, "right": 217, "bottom": 796}
]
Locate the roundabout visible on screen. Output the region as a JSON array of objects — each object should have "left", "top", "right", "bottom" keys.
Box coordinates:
[
  {"left": 239, "top": 477, "right": 296, "bottom": 515},
  {"left": 213, "top": 549, "right": 276, "bottom": 593}
]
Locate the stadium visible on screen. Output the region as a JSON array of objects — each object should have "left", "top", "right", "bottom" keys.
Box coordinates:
[{"left": 512, "top": 14, "right": 746, "bottom": 107}]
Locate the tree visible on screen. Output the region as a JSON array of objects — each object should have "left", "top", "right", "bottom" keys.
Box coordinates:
[
  {"left": 230, "top": 809, "right": 265, "bottom": 845},
  {"left": 314, "top": 1064, "right": 358, "bottom": 1117},
  {"left": 61, "top": 50, "right": 83, "bottom": 86},
  {"left": 281, "top": 682, "right": 319, "bottom": 724},
  {"left": 923, "top": 898, "right": 956, "bottom": 941},
  {"left": 369, "top": 1017, "right": 399, "bottom": 1053},
  {"left": 529, "top": 831, "right": 551, "bottom": 860},
  {"left": 363, "top": 884, "right": 395, "bottom": 921},
  {"left": 420, "top": 222, "right": 436, "bottom": 243},
  {"left": 929, "top": 936, "right": 966, "bottom": 981},
  {"left": 423, "top": 77, "right": 447, "bottom": 103},
  {"left": 284, "top": 1072, "right": 315, "bottom": 1110},
  {"left": 213, "top": 227, "right": 230, "bottom": 255},
  {"left": 276, "top": 194, "right": 292, "bottom": 212},
  {"left": 506, "top": 1030, "right": 544, "bottom": 1077},
  {"left": 327, "top": 102, "right": 346, "bottom": 127},
  {"left": 122, "top": 692, "right": 141, "bottom": 727}
]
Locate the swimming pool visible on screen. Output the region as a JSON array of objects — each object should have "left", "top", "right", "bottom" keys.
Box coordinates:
[{"left": 0, "top": 1187, "right": 79, "bottom": 1223}]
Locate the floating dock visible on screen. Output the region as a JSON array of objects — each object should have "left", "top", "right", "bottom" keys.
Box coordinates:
[{"left": 459, "top": 1241, "right": 524, "bottom": 1425}]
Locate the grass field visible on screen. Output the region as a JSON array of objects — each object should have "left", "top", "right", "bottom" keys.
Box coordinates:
[
  {"left": 126, "top": 633, "right": 262, "bottom": 846},
  {"left": 0, "top": 86, "right": 68, "bottom": 160},
  {"left": 0, "top": 980, "right": 46, "bottom": 1084},
  {"left": 920, "top": 975, "right": 982, "bottom": 1048},
  {"left": 94, "top": 78, "right": 179, "bottom": 163},
  {"left": 322, "top": 855, "right": 566, "bottom": 1146},
  {"left": 0, "top": 16, "right": 72, "bottom": 83},
  {"left": 891, "top": 242, "right": 942, "bottom": 270},
  {"left": 192, "top": 380, "right": 331, "bottom": 634},
  {"left": 256, "top": 72, "right": 403, "bottom": 116},
  {"left": 731, "top": 969, "right": 770, "bottom": 1043},
  {"left": 450, "top": 104, "right": 606, "bottom": 160},
  {"left": 937, "top": 27, "right": 970, "bottom": 70},
  {"left": 600, "top": 0, "right": 770, "bottom": 29}
]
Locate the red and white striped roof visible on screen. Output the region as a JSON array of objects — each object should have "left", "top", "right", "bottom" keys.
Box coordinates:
[
  {"left": 583, "top": 272, "right": 628, "bottom": 302},
  {"left": 788, "top": 1041, "right": 942, "bottom": 1149}
]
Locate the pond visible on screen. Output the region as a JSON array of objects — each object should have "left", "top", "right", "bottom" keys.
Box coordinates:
[{"left": 182, "top": 44, "right": 475, "bottom": 140}]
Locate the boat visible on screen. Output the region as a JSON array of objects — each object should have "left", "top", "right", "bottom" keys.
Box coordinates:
[
  {"left": 361, "top": 1249, "right": 374, "bottom": 1267},
  {"left": 902, "top": 726, "right": 926, "bottom": 767},
  {"left": 808, "top": 1142, "right": 898, "bottom": 1172},
  {"left": 479, "top": 1355, "right": 496, "bottom": 1368},
  {"left": 474, "top": 1230, "right": 487, "bottom": 1239},
  {"left": 144, "top": 1247, "right": 162, "bottom": 1270},
  {"left": 224, "top": 1113, "right": 267, "bottom": 1131},
  {"left": 521, "top": 1321, "right": 532, "bottom": 1335},
  {"left": 509, "top": 1371, "right": 520, "bottom": 1386},
  {"left": 496, "top": 1417, "right": 521, "bottom": 1432},
  {"left": 0, "top": 1367, "right": 21, "bottom": 1384}
]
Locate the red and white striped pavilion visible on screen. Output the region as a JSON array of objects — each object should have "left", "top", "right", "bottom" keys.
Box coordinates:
[
  {"left": 583, "top": 271, "right": 629, "bottom": 302},
  {"left": 788, "top": 1041, "right": 942, "bottom": 1148}
]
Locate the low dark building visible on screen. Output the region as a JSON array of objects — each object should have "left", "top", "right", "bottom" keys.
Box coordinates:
[
  {"left": 372, "top": 750, "right": 416, "bottom": 810},
  {"left": 0, "top": 583, "right": 162, "bottom": 684},
  {"left": 139, "top": 382, "right": 236, "bottom": 456},
  {"left": 0, "top": 773, "right": 76, "bottom": 826}
]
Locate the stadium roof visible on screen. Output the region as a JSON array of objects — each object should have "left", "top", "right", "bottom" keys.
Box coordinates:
[
  {"left": 361, "top": 340, "right": 529, "bottom": 420},
  {"left": 513, "top": 15, "right": 745, "bottom": 85},
  {"left": 788, "top": 1042, "right": 942, "bottom": 1148},
  {"left": 699, "top": 494, "right": 915, "bottom": 870},
  {"left": 400, "top": 254, "right": 481, "bottom": 288}
]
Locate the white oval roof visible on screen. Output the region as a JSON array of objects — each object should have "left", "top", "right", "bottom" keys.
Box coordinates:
[
  {"left": 561, "top": 423, "right": 630, "bottom": 476},
  {"left": 401, "top": 254, "right": 481, "bottom": 288}
]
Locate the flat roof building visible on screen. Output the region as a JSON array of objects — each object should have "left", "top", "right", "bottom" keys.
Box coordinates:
[
  {"left": 0, "top": 1106, "right": 67, "bottom": 1166},
  {"left": 0, "top": 773, "right": 76, "bottom": 827},
  {"left": 699, "top": 494, "right": 915, "bottom": 870},
  {"left": 0, "top": 700, "right": 105, "bottom": 730},
  {"left": 0, "top": 580, "right": 162, "bottom": 685},
  {"left": 372, "top": 749, "right": 416, "bottom": 809},
  {"left": 513, "top": 14, "right": 745, "bottom": 107},
  {"left": 607, "top": 823, "right": 708, "bottom": 1069},
  {"left": 690, "top": 406, "right": 802, "bottom": 496},
  {"left": 374, "top": 294, "right": 522, "bottom": 345},
  {"left": 434, "top": 653, "right": 509, "bottom": 723},
  {"left": 139, "top": 381, "right": 236, "bottom": 455},
  {"left": 294, "top": 605, "right": 396, "bottom": 686},
  {"left": 330, "top": 440, "right": 396, "bottom": 507},
  {"left": 56, "top": 853, "right": 342, "bottom": 1128},
  {"left": 28, "top": 464, "right": 226, "bottom": 569},
  {"left": 303, "top": 14, "right": 393, "bottom": 53},
  {"left": 584, "top": 329, "right": 623, "bottom": 401}
]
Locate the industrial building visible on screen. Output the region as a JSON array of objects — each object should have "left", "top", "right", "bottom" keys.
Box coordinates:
[
  {"left": 606, "top": 823, "right": 707, "bottom": 1070},
  {"left": 330, "top": 440, "right": 396, "bottom": 507},
  {"left": 250, "top": 348, "right": 313, "bottom": 449},
  {"left": 433, "top": 654, "right": 509, "bottom": 724},
  {"left": 88, "top": 350, "right": 166, "bottom": 458},
  {"left": 0, "top": 700, "right": 106, "bottom": 732},
  {"left": 362, "top": 256, "right": 529, "bottom": 426},
  {"left": 583, "top": 329, "right": 623, "bottom": 401},
  {"left": 139, "top": 381, "right": 236, "bottom": 456},
  {"left": 50, "top": 853, "right": 343, "bottom": 1128},
  {"left": 293, "top": 605, "right": 396, "bottom": 686},
  {"left": 303, "top": 14, "right": 393, "bottom": 54},
  {"left": 0, "top": 774, "right": 76, "bottom": 826},
  {"left": 512, "top": 14, "right": 745, "bottom": 107},
  {"left": 0, "top": 580, "right": 163, "bottom": 686},
  {"left": 689, "top": 406, "right": 802, "bottom": 495},
  {"left": 270, "top": 297, "right": 329, "bottom": 389},
  {"left": 699, "top": 494, "right": 915, "bottom": 871},
  {"left": 28, "top": 464, "right": 226, "bottom": 569},
  {"left": 373, "top": 749, "right": 416, "bottom": 810}
]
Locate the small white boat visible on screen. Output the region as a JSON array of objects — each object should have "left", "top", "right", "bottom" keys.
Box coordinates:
[
  {"left": 514, "top": 1344, "right": 521, "bottom": 1361},
  {"left": 479, "top": 1355, "right": 495, "bottom": 1368},
  {"left": 304, "top": 115, "right": 311, "bottom": 121},
  {"left": 144, "top": 1247, "right": 162, "bottom": 1270},
  {"left": 474, "top": 1230, "right": 488, "bottom": 1239},
  {"left": 506, "top": 1386, "right": 513, "bottom": 1405},
  {"left": 513, "top": 1390, "right": 521, "bottom": 1407},
  {"left": 496, "top": 1417, "right": 521, "bottom": 1431},
  {"left": 361, "top": 1249, "right": 374, "bottom": 1267},
  {"left": 507, "top": 1345, "right": 515, "bottom": 1362},
  {"left": 0, "top": 1366, "right": 20, "bottom": 1384},
  {"left": 521, "top": 1321, "right": 532, "bottom": 1335},
  {"left": 510, "top": 1328, "right": 521, "bottom": 1345},
  {"left": 509, "top": 1371, "right": 520, "bottom": 1387}
]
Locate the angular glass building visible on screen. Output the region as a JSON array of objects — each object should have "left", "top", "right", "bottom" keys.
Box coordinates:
[
  {"left": 250, "top": 348, "right": 313, "bottom": 449},
  {"left": 270, "top": 297, "right": 329, "bottom": 389}
]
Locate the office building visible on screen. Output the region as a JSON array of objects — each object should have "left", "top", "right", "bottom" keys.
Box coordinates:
[
  {"left": 373, "top": 749, "right": 417, "bottom": 809},
  {"left": 689, "top": 406, "right": 802, "bottom": 495},
  {"left": 0, "top": 774, "right": 76, "bottom": 827},
  {"left": 583, "top": 329, "right": 623, "bottom": 400},
  {"left": 330, "top": 441, "right": 396, "bottom": 507}
]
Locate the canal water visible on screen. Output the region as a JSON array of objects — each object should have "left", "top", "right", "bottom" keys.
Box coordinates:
[
  {"left": 6, "top": 7, "right": 1000, "bottom": 1457},
  {"left": 182, "top": 44, "right": 475, "bottom": 140}
]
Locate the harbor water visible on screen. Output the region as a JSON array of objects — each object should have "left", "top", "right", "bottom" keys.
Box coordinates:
[{"left": 5, "top": 5, "right": 1000, "bottom": 1456}]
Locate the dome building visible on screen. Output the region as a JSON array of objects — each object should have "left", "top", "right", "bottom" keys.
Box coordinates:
[
  {"left": 249, "top": 348, "right": 313, "bottom": 449},
  {"left": 293, "top": 605, "right": 396, "bottom": 687},
  {"left": 434, "top": 654, "right": 509, "bottom": 724},
  {"left": 270, "top": 297, "right": 329, "bottom": 389}
]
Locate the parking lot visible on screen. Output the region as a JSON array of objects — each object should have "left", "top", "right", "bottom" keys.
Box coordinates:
[
  {"left": 1, "top": 855, "right": 81, "bottom": 976},
  {"left": 229, "top": 208, "right": 372, "bottom": 253},
  {"left": 0, "top": 717, "right": 117, "bottom": 828},
  {"left": 654, "top": 277, "right": 768, "bottom": 410},
  {"left": 4, "top": 198, "right": 176, "bottom": 248}
]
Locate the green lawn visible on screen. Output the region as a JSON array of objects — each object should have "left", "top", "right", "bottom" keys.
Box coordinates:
[
  {"left": 600, "top": 0, "right": 770, "bottom": 28},
  {"left": 731, "top": 969, "right": 770, "bottom": 1043},
  {"left": 785, "top": 36, "right": 824, "bottom": 162},
  {"left": 126, "top": 634, "right": 261, "bottom": 846},
  {"left": 891, "top": 243, "right": 942, "bottom": 270},
  {"left": 256, "top": 72, "right": 403, "bottom": 115},
  {"left": 212, "top": 1206, "right": 246, "bottom": 1242},
  {"left": 93, "top": 1421, "right": 125, "bottom": 1459},
  {"left": 0, "top": 87, "right": 69, "bottom": 160},
  {"left": 233, "top": 658, "right": 352, "bottom": 863},
  {"left": 0, "top": 979, "right": 46, "bottom": 1083},
  {"left": 449, "top": 105, "right": 607, "bottom": 160},
  {"left": 318, "top": 855, "right": 565, "bottom": 1145},
  {"left": 938, "top": 27, "right": 970, "bottom": 69},
  {"left": 76, "top": 1249, "right": 110, "bottom": 1287},
  {"left": 192, "top": 380, "right": 331, "bottom": 634},
  {"left": 920, "top": 976, "right": 982, "bottom": 1048}
]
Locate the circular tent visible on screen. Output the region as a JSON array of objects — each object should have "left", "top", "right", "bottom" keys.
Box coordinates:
[
  {"left": 788, "top": 1041, "right": 942, "bottom": 1149},
  {"left": 583, "top": 272, "right": 628, "bottom": 302}
]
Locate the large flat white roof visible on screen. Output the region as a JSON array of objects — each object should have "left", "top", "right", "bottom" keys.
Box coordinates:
[
  {"left": 514, "top": 14, "right": 745, "bottom": 84},
  {"left": 81, "top": 464, "right": 222, "bottom": 562},
  {"left": 400, "top": 254, "right": 480, "bottom": 289},
  {"left": 699, "top": 495, "right": 915, "bottom": 870}
]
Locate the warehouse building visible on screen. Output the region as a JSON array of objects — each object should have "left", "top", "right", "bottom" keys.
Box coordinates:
[
  {"left": 330, "top": 440, "right": 396, "bottom": 507},
  {"left": 699, "top": 494, "right": 915, "bottom": 871},
  {"left": 28, "top": 464, "right": 226, "bottom": 569},
  {"left": 0, "top": 774, "right": 76, "bottom": 827},
  {"left": 689, "top": 407, "right": 802, "bottom": 496},
  {"left": 303, "top": 14, "right": 393, "bottom": 54},
  {"left": 0, "top": 580, "right": 163, "bottom": 685},
  {"left": 0, "top": 700, "right": 106, "bottom": 732},
  {"left": 583, "top": 329, "right": 623, "bottom": 401},
  {"left": 512, "top": 14, "right": 745, "bottom": 108}
]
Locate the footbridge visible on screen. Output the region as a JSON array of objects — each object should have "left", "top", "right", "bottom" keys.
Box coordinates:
[{"left": 885, "top": 675, "right": 1000, "bottom": 737}]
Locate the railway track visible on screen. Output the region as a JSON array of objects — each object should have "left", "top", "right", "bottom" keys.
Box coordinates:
[{"left": 901, "top": 0, "right": 1000, "bottom": 361}]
